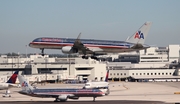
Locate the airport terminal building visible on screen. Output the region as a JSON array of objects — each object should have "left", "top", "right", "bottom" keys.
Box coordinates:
[{"left": 0, "top": 44, "right": 180, "bottom": 83}]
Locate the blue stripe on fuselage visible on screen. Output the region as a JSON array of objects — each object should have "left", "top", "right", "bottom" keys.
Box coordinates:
[
  {"left": 33, "top": 88, "right": 101, "bottom": 93},
  {"left": 32, "top": 88, "right": 104, "bottom": 96},
  {"left": 32, "top": 37, "right": 133, "bottom": 47}
]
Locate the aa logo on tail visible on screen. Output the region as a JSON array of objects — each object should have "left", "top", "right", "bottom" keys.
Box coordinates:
[
  {"left": 134, "top": 31, "right": 144, "bottom": 39},
  {"left": 22, "top": 81, "right": 28, "bottom": 87}
]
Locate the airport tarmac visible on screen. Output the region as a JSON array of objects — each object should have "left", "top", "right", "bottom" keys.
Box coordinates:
[{"left": 0, "top": 82, "right": 180, "bottom": 104}]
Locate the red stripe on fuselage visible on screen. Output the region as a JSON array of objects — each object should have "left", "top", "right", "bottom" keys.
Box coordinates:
[
  {"left": 29, "top": 42, "right": 129, "bottom": 49},
  {"left": 35, "top": 91, "right": 104, "bottom": 96}
]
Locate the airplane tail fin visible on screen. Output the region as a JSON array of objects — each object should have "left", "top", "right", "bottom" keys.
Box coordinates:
[
  {"left": 105, "top": 70, "right": 109, "bottom": 82},
  {"left": 6, "top": 71, "right": 19, "bottom": 83},
  {"left": 126, "top": 21, "right": 152, "bottom": 44},
  {"left": 17, "top": 75, "right": 34, "bottom": 92}
]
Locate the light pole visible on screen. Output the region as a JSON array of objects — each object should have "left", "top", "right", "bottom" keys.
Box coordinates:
[
  {"left": 45, "top": 57, "right": 48, "bottom": 82},
  {"left": 68, "top": 55, "right": 71, "bottom": 76},
  {"left": 61, "top": 65, "right": 63, "bottom": 76},
  {"left": 12, "top": 55, "right": 13, "bottom": 74},
  {"left": 25, "top": 45, "right": 27, "bottom": 61},
  {"left": 18, "top": 52, "right": 20, "bottom": 70}
]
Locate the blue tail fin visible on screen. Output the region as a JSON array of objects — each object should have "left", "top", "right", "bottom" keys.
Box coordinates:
[
  {"left": 105, "top": 70, "right": 109, "bottom": 82},
  {"left": 6, "top": 71, "right": 19, "bottom": 83}
]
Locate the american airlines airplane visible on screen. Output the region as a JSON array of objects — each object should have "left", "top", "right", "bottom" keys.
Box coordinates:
[
  {"left": 29, "top": 22, "right": 152, "bottom": 60},
  {"left": 18, "top": 75, "right": 105, "bottom": 102}
]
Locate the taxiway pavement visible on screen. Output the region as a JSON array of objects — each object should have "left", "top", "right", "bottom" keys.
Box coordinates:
[{"left": 0, "top": 82, "right": 179, "bottom": 104}]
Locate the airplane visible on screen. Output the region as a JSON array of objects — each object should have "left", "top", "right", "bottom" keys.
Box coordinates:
[
  {"left": 0, "top": 71, "right": 19, "bottom": 97},
  {"left": 29, "top": 21, "right": 152, "bottom": 60},
  {"left": 17, "top": 75, "right": 105, "bottom": 102},
  {"left": 83, "top": 70, "right": 109, "bottom": 95},
  {"left": 0, "top": 71, "right": 19, "bottom": 90}
]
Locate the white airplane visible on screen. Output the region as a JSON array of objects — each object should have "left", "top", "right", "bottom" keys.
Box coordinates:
[
  {"left": 84, "top": 70, "right": 109, "bottom": 95},
  {"left": 0, "top": 71, "right": 19, "bottom": 97},
  {"left": 29, "top": 22, "right": 152, "bottom": 60},
  {"left": 0, "top": 71, "right": 19, "bottom": 90},
  {"left": 17, "top": 75, "right": 105, "bottom": 102}
]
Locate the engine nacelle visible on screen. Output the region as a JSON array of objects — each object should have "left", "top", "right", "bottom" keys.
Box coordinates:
[
  {"left": 0, "top": 83, "right": 9, "bottom": 89},
  {"left": 69, "top": 96, "right": 79, "bottom": 100},
  {"left": 58, "top": 95, "right": 68, "bottom": 101},
  {"left": 62, "top": 46, "right": 78, "bottom": 54}
]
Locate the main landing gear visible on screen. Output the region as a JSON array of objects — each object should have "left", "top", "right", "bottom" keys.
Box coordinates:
[
  {"left": 54, "top": 98, "right": 60, "bottom": 102},
  {"left": 2, "top": 89, "right": 11, "bottom": 97},
  {"left": 90, "top": 56, "right": 98, "bottom": 60},
  {"left": 54, "top": 98, "right": 67, "bottom": 102},
  {"left": 82, "top": 55, "right": 99, "bottom": 60},
  {"left": 93, "top": 97, "right": 96, "bottom": 102},
  {"left": 82, "top": 55, "right": 89, "bottom": 59},
  {"left": 41, "top": 48, "right": 45, "bottom": 56}
]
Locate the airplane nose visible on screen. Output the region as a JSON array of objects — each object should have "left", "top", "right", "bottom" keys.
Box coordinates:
[
  {"left": 100, "top": 91, "right": 105, "bottom": 96},
  {"left": 29, "top": 43, "right": 33, "bottom": 47}
]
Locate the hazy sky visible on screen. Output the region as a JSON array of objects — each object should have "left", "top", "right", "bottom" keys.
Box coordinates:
[{"left": 0, "top": 0, "right": 180, "bottom": 54}]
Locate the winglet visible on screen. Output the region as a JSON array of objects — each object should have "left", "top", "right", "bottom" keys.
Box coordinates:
[
  {"left": 126, "top": 21, "right": 152, "bottom": 44},
  {"left": 73, "top": 32, "right": 82, "bottom": 44},
  {"left": 6, "top": 71, "right": 19, "bottom": 83},
  {"left": 77, "top": 32, "right": 81, "bottom": 40}
]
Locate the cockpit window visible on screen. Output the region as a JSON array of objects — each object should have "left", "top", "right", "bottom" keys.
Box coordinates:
[{"left": 33, "top": 38, "right": 42, "bottom": 42}]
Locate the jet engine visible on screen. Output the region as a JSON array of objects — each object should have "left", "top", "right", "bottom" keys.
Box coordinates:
[
  {"left": 58, "top": 95, "right": 68, "bottom": 101},
  {"left": 0, "top": 83, "right": 9, "bottom": 89},
  {"left": 61, "top": 46, "right": 78, "bottom": 54},
  {"left": 69, "top": 96, "right": 79, "bottom": 100}
]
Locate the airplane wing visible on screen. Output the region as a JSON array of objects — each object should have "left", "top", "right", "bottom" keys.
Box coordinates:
[
  {"left": 72, "top": 33, "right": 103, "bottom": 55},
  {"left": 8, "top": 83, "right": 19, "bottom": 88},
  {"left": 72, "top": 33, "right": 93, "bottom": 55},
  {"left": 34, "top": 92, "right": 74, "bottom": 98}
]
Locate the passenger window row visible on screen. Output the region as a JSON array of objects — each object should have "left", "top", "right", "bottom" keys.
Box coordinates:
[
  {"left": 110, "top": 73, "right": 126, "bottom": 76},
  {"left": 131, "top": 72, "right": 172, "bottom": 76},
  {"left": 109, "top": 72, "right": 172, "bottom": 76}
]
